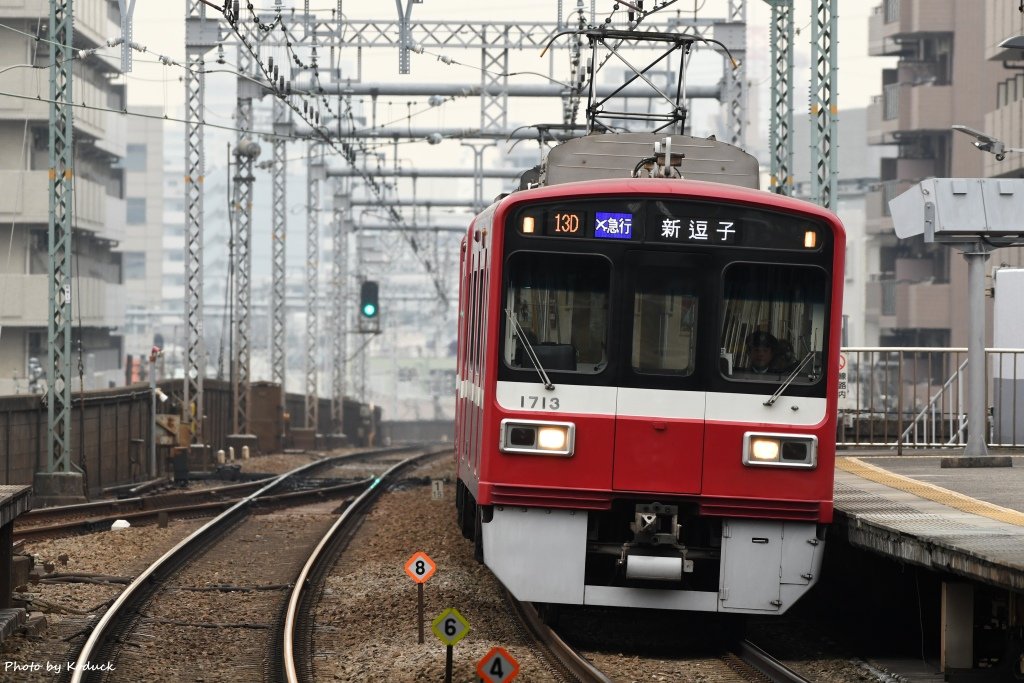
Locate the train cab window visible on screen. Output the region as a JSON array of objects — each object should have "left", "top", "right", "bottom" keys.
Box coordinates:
[
  {"left": 720, "top": 263, "right": 828, "bottom": 384},
  {"left": 504, "top": 252, "right": 610, "bottom": 374},
  {"left": 630, "top": 266, "right": 698, "bottom": 376}
]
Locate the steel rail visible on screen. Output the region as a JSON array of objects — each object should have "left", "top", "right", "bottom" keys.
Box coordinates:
[
  {"left": 66, "top": 445, "right": 417, "bottom": 683},
  {"left": 281, "top": 447, "right": 450, "bottom": 683},
  {"left": 737, "top": 640, "right": 812, "bottom": 683},
  {"left": 508, "top": 597, "right": 612, "bottom": 683}
]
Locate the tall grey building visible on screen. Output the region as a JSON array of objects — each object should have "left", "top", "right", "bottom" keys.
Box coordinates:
[
  {"left": 866, "top": 0, "right": 1024, "bottom": 347},
  {"left": 122, "top": 108, "right": 165, "bottom": 368},
  {"left": 0, "top": 0, "right": 126, "bottom": 394}
]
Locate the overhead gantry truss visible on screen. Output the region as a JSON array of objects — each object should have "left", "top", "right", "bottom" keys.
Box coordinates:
[{"left": 180, "top": 3, "right": 752, "bottom": 435}]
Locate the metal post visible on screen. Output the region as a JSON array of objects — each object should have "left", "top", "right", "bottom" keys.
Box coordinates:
[
  {"left": 460, "top": 142, "right": 495, "bottom": 213},
  {"left": 150, "top": 362, "right": 157, "bottom": 475},
  {"left": 964, "top": 244, "right": 990, "bottom": 457}
]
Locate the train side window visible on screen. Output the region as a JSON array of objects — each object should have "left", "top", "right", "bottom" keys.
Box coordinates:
[
  {"left": 504, "top": 252, "right": 610, "bottom": 374},
  {"left": 719, "top": 263, "right": 828, "bottom": 383},
  {"left": 630, "top": 266, "right": 698, "bottom": 376}
]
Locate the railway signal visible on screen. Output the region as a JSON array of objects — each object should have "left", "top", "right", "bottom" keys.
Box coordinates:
[{"left": 359, "top": 280, "right": 379, "bottom": 318}]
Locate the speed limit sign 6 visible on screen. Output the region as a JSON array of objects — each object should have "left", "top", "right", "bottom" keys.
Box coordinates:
[{"left": 431, "top": 607, "right": 470, "bottom": 647}]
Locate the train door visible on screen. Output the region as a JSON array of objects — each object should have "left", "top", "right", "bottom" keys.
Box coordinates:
[{"left": 612, "top": 251, "right": 708, "bottom": 494}]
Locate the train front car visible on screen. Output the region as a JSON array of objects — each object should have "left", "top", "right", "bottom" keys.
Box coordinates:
[{"left": 455, "top": 134, "right": 845, "bottom": 616}]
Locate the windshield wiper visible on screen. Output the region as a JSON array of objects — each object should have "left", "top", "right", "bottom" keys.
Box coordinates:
[
  {"left": 763, "top": 351, "right": 815, "bottom": 407},
  {"left": 504, "top": 307, "right": 554, "bottom": 390}
]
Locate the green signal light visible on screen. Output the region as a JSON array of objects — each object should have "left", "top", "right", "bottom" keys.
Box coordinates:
[{"left": 359, "top": 280, "right": 379, "bottom": 319}]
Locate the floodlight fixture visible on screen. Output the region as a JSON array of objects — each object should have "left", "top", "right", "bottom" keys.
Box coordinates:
[{"left": 951, "top": 124, "right": 1024, "bottom": 161}]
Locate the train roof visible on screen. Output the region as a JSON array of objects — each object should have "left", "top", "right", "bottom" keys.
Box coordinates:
[
  {"left": 538, "top": 132, "right": 760, "bottom": 189},
  {"left": 497, "top": 176, "right": 845, "bottom": 231}
]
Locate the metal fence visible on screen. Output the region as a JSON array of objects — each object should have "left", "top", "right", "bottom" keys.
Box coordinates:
[{"left": 838, "top": 347, "right": 1024, "bottom": 451}]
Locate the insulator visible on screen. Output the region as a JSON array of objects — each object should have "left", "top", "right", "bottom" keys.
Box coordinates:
[
  {"left": 279, "top": 75, "right": 285, "bottom": 91},
  {"left": 268, "top": 56, "right": 274, "bottom": 70}
]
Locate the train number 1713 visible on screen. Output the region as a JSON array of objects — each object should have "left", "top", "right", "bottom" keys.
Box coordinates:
[{"left": 519, "top": 395, "right": 560, "bottom": 410}]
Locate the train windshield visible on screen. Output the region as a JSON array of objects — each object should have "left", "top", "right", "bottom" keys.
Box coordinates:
[
  {"left": 631, "top": 264, "right": 699, "bottom": 376},
  {"left": 720, "top": 263, "right": 828, "bottom": 384},
  {"left": 504, "top": 252, "right": 610, "bottom": 374}
]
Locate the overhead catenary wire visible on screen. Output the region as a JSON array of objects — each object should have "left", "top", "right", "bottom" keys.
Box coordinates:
[{"left": 220, "top": 5, "right": 452, "bottom": 304}]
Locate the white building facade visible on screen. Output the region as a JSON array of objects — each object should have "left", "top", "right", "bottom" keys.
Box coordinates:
[{"left": 0, "top": 0, "right": 126, "bottom": 394}]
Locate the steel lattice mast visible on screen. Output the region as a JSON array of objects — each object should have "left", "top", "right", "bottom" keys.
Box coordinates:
[
  {"left": 724, "top": 0, "right": 747, "bottom": 147},
  {"left": 306, "top": 143, "right": 323, "bottom": 430},
  {"left": 184, "top": 0, "right": 216, "bottom": 444},
  {"left": 46, "top": 0, "right": 74, "bottom": 474},
  {"left": 232, "top": 17, "right": 258, "bottom": 435},
  {"left": 331, "top": 179, "right": 349, "bottom": 429},
  {"left": 270, "top": 98, "right": 289, "bottom": 421},
  {"left": 766, "top": 0, "right": 794, "bottom": 195},
  {"left": 481, "top": 26, "right": 509, "bottom": 131},
  {"left": 809, "top": 0, "right": 838, "bottom": 208}
]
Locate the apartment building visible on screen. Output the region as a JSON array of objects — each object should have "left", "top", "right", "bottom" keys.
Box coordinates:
[
  {"left": 984, "top": 1, "right": 1024, "bottom": 179},
  {"left": 867, "top": 0, "right": 1024, "bottom": 348},
  {"left": 0, "top": 0, "right": 126, "bottom": 394}
]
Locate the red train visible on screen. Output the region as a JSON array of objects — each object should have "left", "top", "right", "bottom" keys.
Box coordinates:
[{"left": 454, "top": 132, "right": 845, "bottom": 617}]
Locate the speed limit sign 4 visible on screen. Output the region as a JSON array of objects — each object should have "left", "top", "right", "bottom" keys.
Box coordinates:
[
  {"left": 404, "top": 551, "right": 436, "bottom": 584},
  {"left": 477, "top": 646, "right": 520, "bottom": 682}
]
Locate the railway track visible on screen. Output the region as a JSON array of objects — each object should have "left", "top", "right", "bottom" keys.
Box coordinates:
[
  {"left": 505, "top": 595, "right": 810, "bottom": 683},
  {"left": 61, "top": 445, "right": 444, "bottom": 683},
  {"left": 6, "top": 449, "right": 874, "bottom": 681},
  {"left": 14, "top": 447, "right": 410, "bottom": 542}
]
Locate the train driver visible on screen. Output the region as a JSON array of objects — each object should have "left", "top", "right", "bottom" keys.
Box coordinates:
[{"left": 743, "top": 330, "right": 783, "bottom": 374}]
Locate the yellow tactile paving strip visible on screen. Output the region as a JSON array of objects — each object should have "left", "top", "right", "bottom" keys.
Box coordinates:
[{"left": 836, "top": 457, "right": 1024, "bottom": 528}]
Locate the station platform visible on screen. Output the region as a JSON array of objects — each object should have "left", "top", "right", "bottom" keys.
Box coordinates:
[
  {"left": 0, "top": 486, "right": 31, "bottom": 645},
  {"left": 832, "top": 452, "right": 1024, "bottom": 677},
  {"left": 834, "top": 453, "right": 1024, "bottom": 590}
]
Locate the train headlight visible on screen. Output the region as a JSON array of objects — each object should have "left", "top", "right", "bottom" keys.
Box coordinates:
[
  {"left": 743, "top": 432, "right": 817, "bottom": 469},
  {"left": 500, "top": 419, "right": 575, "bottom": 456},
  {"left": 750, "top": 437, "right": 780, "bottom": 462}
]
